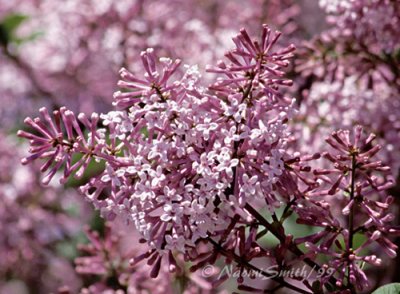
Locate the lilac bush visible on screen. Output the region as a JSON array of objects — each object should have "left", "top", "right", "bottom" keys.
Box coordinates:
[
  {"left": 0, "top": 1, "right": 399, "bottom": 293},
  {"left": 17, "top": 20, "right": 400, "bottom": 293}
]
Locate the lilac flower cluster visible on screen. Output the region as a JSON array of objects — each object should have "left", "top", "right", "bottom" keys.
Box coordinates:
[
  {"left": 68, "top": 220, "right": 219, "bottom": 294},
  {"left": 19, "top": 24, "right": 295, "bottom": 258},
  {"left": 294, "top": 0, "right": 400, "bottom": 181},
  {"left": 18, "top": 22, "right": 400, "bottom": 293},
  {"left": 294, "top": 126, "right": 398, "bottom": 291},
  {"left": 295, "top": 74, "right": 400, "bottom": 177},
  {"left": 74, "top": 222, "right": 173, "bottom": 293}
]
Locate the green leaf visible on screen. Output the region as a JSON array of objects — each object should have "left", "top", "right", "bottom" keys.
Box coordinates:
[
  {"left": 2, "top": 14, "right": 28, "bottom": 33},
  {"left": 14, "top": 31, "right": 44, "bottom": 45},
  {"left": 90, "top": 211, "right": 106, "bottom": 237},
  {"left": 372, "top": 283, "right": 400, "bottom": 294},
  {"left": 394, "top": 49, "right": 400, "bottom": 63},
  {"left": 0, "top": 13, "right": 29, "bottom": 45},
  {"left": 64, "top": 152, "right": 105, "bottom": 188}
]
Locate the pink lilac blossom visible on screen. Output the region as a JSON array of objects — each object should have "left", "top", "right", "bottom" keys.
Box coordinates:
[
  {"left": 293, "top": 0, "right": 400, "bottom": 179},
  {"left": 74, "top": 222, "right": 174, "bottom": 293},
  {"left": 0, "top": 0, "right": 398, "bottom": 293},
  {"left": 294, "top": 126, "right": 400, "bottom": 291},
  {"left": 295, "top": 74, "right": 400, "bottom": 176},
  {"left": 19, "top": 25, "right": 296, "bottom": 258},
  {"left": 70, "top": 220, "right": 219, "bottom": 294},
  {"left": 17, "top": 23, "right": 400, "bottom": 294}
]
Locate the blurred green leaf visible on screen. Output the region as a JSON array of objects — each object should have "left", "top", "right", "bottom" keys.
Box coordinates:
[
  {"left": 353, "top": 233, "right": 367, "bottom": 250},
  {"left": 283, "top": 211, "right": 320, "bottom": 239},
  {"left": 64, "top": 153, "right": 105, "bottom": 188},
  {"left": 90, "top": 211, "right": 106, "bottom": 236},
  {"left": 334, "top": 232, "right": 367, "bottom": 252},
  {"left": 0, "top": 14, "right": 28, "bottom": 45},
  {"left": 0, "top": 25, "right": 7, "bottom": 45},
  {"left": 394, "top": 49, "right": 400, "bottom": 63},
  {"left": 259, "top": 231, "right": 280, "bottom": 247},
  {"left": 2, "top": 14, "right": 28, "bottom": 34},
  {"left": 0, "top": 13, "right": 43, "bottom": 46},
  {"left": 55, "top": 230, "right": 87, "bottom": 260},
  {"left": 56, "top": 240, "right": 79, "bottom": 260},
  {"left": 372, "top": 283, "right": 400, "bottom": 294},
  {"left": 14, "top": 31, "right": 44, "bottom": 45}
]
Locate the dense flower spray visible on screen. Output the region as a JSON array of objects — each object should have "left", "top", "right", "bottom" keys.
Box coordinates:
[
  {"left": 68, "top": 220, "right": 219, "bottom": 294},
  {"left": 19, "top": 23, "right": 296, "bottom": 258},
  {"left": 18, "top": 22, "right": 400, "bottom": 293}
]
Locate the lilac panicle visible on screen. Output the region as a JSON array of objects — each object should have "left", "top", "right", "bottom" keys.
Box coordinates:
[
  {"left": 18, "top": 24, "right": 297, "bottom": 277},
  {"left": 295, "top": 126, "right": 398, "bottom": 291},
  {"left": 17, "top": 22, "right": 399, "bottom": 294},
  {"left": 207, "top": 24, "right": 295, "bottom": 104},
  {"left": 18, "top": 107, "right": 106, "bottom": 184},
  {"left": 114, "top": 48, "right": 182, "bottom": 109}
]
